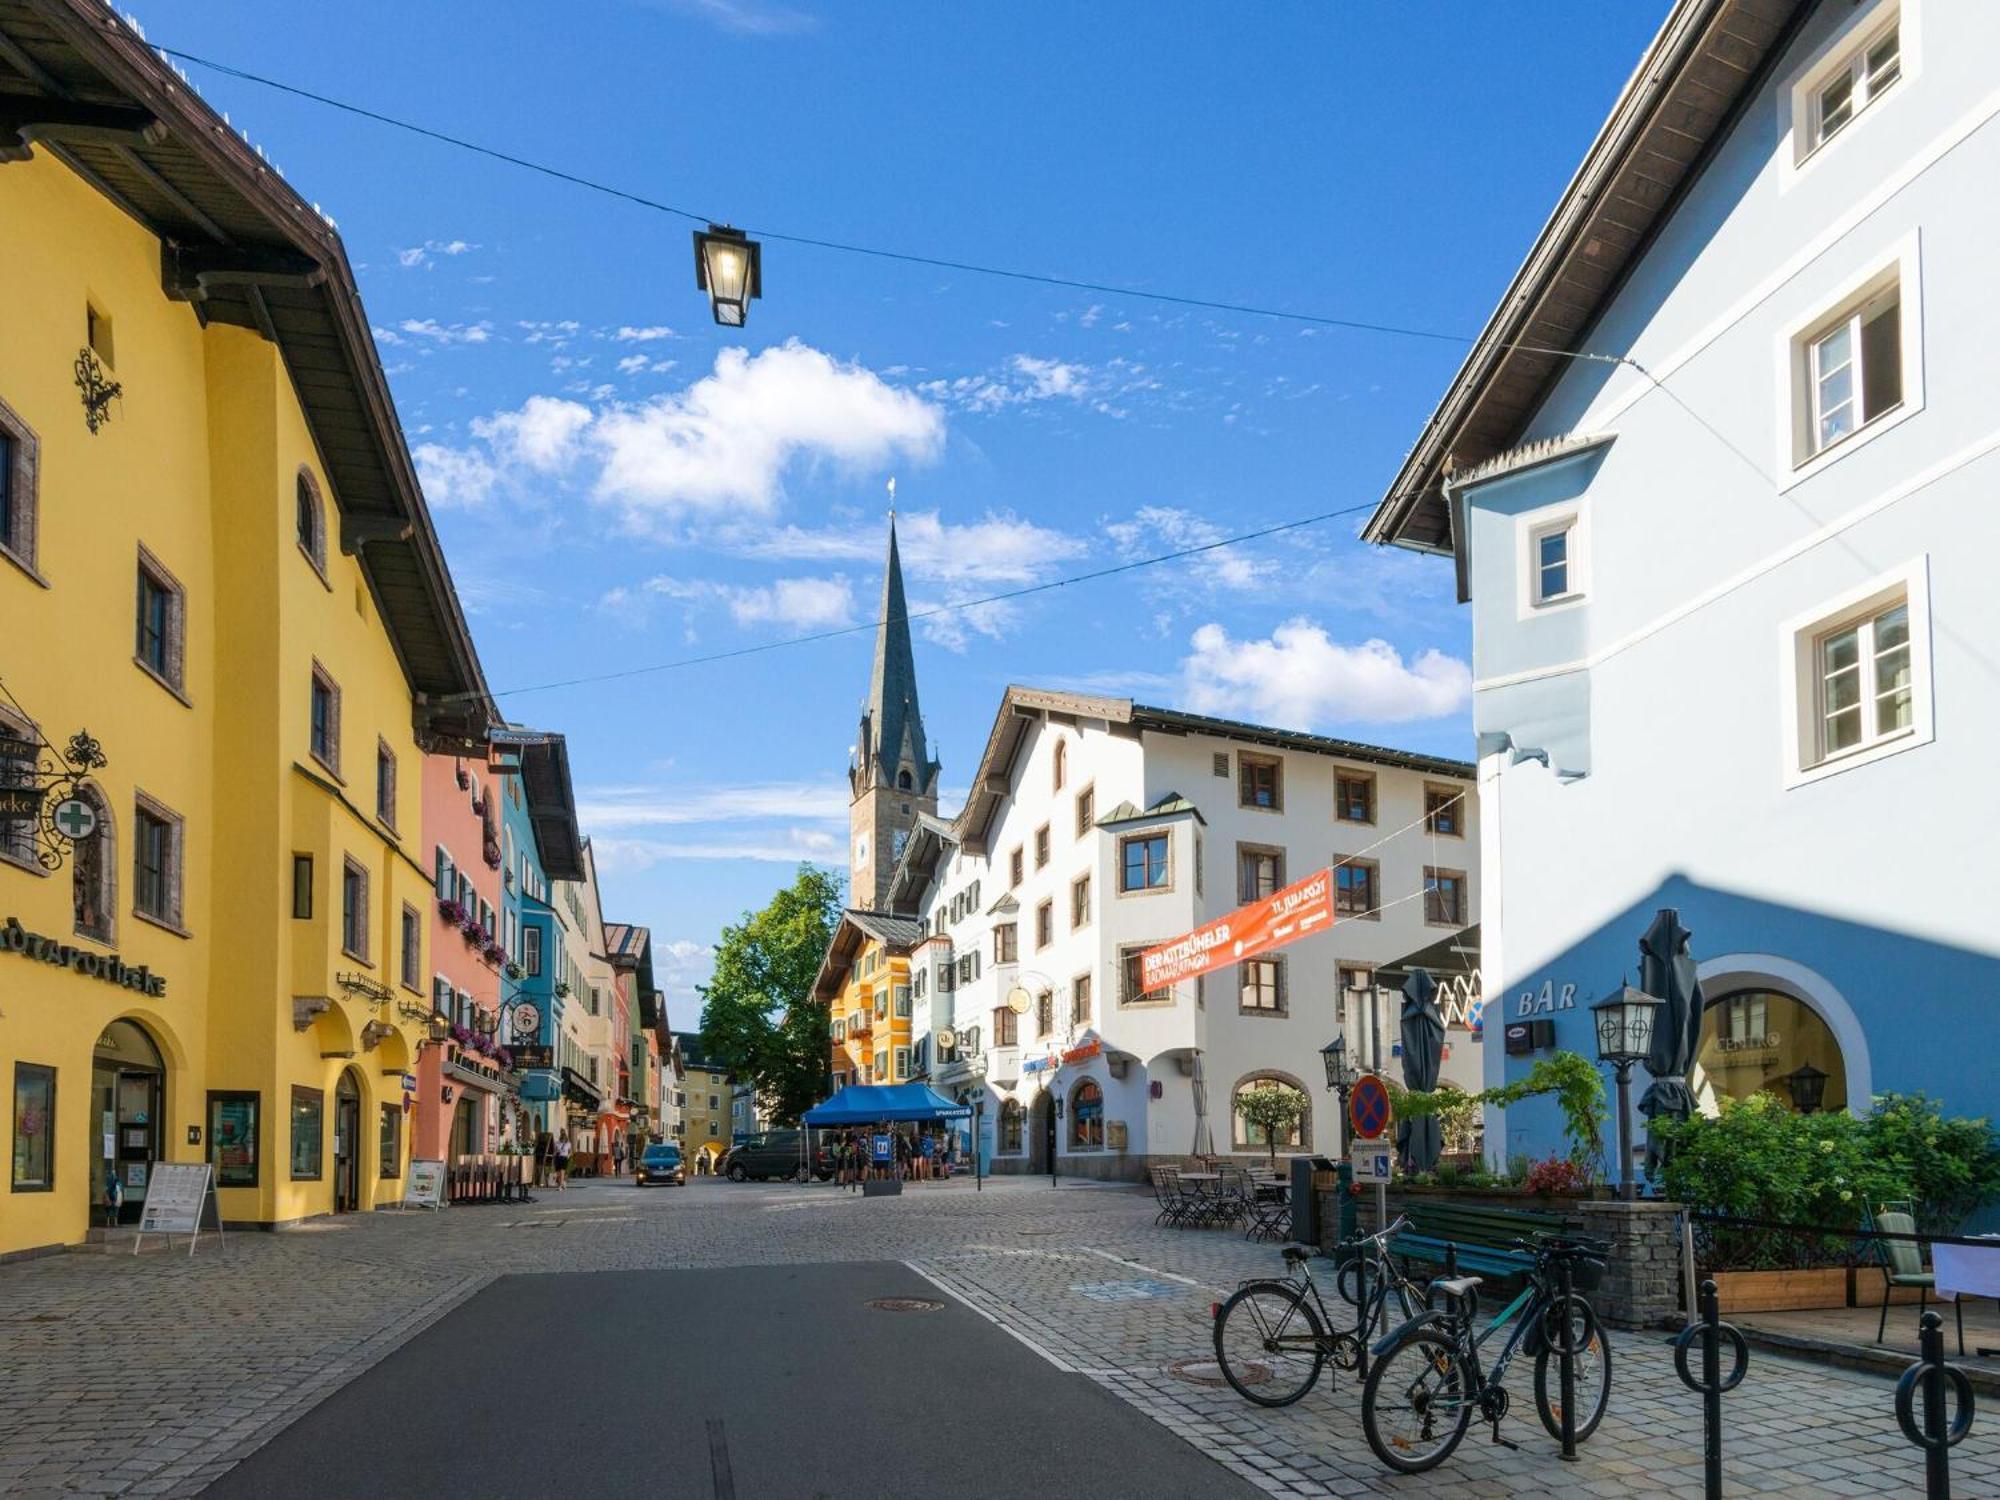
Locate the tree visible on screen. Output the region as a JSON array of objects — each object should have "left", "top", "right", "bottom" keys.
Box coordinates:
[
  {"left": 697, "top": 865, "right": 844, "bottom": 1125},
  {"left": 1236, "top": 1081, "right": 1309, "bottom": 1168}
]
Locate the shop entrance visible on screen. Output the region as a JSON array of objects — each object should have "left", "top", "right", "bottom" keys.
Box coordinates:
[
  {"left": 92, "top": 1019, "right": 164, "bottom": 1227},
  {"left": 333, "top": 1071, "right": 362, "bottom": 1213},
  {"left": 450, "top": 1093, "right": 480, "bottom": 1162},
  {"left": 1029, "top": 1089, "right": 1054, "bottom": 1174}
]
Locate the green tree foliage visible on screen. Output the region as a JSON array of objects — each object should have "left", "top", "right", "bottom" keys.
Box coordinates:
[
  {"left": 1235, "top": 1081, "right": 1309, "bottom": 1167},
  {"left": 1391, "top": 1051, "right": 1607, "bottom": 1172},
  {"left": 697, "top": 865, "right": 844, "bottom": 1125}
]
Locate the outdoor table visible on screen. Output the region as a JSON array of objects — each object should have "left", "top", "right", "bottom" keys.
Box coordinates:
[{"left": 1932, "top": 1235, "right": 2000, "bottom": 1356}]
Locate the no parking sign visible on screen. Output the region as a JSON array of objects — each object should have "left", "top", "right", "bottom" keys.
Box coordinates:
[{"left": 1349, "top": 1076, "right": 1392, "bottom": 1142}]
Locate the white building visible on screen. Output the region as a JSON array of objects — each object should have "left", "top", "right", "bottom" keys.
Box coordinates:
[
  {"left": 1364, "top": 0, "right": 2000, "bottom": 1170},
  {"left": 890, "top": 688, "right": 1482, "bottom": 1180}
]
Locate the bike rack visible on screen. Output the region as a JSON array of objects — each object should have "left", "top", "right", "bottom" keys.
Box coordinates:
[
  {"left": 1895, "top": 1310, "right": 1975, "bottom": 1500},
  {"left": 1673, "top": 1278, "right": 1748, "bottom": 1500}
]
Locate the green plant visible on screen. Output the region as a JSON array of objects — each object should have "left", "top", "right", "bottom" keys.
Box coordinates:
[
  {"left": 1234, "top": 1082, "right": 1309, "bottom": 1167},
  {"left": 1861, "top": 1093, "right": 2000, "bottom": 1230},
  {"left": 1391, "top": 1050, "right": 1607, "bottom": 1175}
]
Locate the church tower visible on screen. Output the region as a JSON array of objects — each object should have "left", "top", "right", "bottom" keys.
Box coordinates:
[{"left": 848, "top": 515, "right": 940, "bottom": 911}]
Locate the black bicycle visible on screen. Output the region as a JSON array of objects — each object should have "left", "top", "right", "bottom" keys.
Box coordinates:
[
  {"left": 1209, "top": 1215, "right": 1423, "bottom": 1407},
  {"left": 1359, "top": 1233, "right": 1613, "bottom": 1474}
]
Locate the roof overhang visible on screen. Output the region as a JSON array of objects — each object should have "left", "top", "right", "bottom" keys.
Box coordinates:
[
  {"left": 1363, "top": 0, "right": 1807, "bottom": 555},
  {"left": 492, "top": 729, "right": 586, "bottom": 881}
]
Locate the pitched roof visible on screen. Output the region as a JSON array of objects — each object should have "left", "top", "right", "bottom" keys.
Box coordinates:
[
  {"left": 1097, "top": 792, "right": 1205, "bottom": 829},
  {"left": 847, "top": 909, "right": 928, "bottom": 948},
  {"left": 1, "top": 1, "right": 495, "bottom": 745},
  {"left": 1362, "top": 0, "right": 1806, "bottom": 555},
  {"left": 859, "top": 516, "right": 936, "bottom": 787},
  {"left": 811, "top": 907, "right": 925, "bottom": 1001},
  {"left": 672, "top": 1030, "right": 727, "bottom": 1075}
]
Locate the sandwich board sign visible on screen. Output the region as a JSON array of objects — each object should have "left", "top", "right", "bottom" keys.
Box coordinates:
[
  {"left": 401, "top": 1158, "right": 446, "bottom": 1211},
  {"left": 135, "top": 1162, "right": 220, "bottom": 1257}
]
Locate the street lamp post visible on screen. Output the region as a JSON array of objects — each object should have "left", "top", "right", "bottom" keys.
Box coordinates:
[
  {"left": 1591, "top": 983, "right": 1664, "bottom": 1202},
  {"left": 1320, "top": 1034, "right": 1357, "bottom": 1157},
  {"left": 692, "top": 224, "right": 762, "bottom": 327}
]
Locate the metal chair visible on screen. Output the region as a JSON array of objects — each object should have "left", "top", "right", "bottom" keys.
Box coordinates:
[
  {"left": 1872, "top": 1206, "right": 1965, "bottom": 1356},
  {"left": 1148, "top": 1165, "right": 1189, "bottom": 1227},
  {"left": 1244, "top": 1178, "right": 1292, "bottom": 1242}
]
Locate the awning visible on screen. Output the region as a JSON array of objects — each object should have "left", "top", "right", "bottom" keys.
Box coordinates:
[
  {"left": 802, "top": 1083, "right": 971, "bottom": 1126},
  {"left": 1374, "top": 923, "right": 1484, "bottom": 1032},
  {"left": 561, "top": 1068, "right": 601, "bottom": 1110}
]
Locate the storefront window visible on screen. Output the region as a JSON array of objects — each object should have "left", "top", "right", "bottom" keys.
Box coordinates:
[
  {"left": 290, "top": 1086, "right": 324, "bottom": 1180},
  {"left": 999, "top": 1098, "right": 1024, "bottom": 1153},
  {"left": 12, "top": 1063, "right": 56, "bottom": 1192},
  {"left": 1069, "top": 1080, "right": 1105, "bottom": 1151},
  {"left": 208, "top": 1092, "right": 259, "bottom": 1187},
  {"left": 1695, "top": 989, "right": 1848, "bottom": 1113},
  {"left": 379, "top": 1102, "right": 402, "bottom": 1178}
]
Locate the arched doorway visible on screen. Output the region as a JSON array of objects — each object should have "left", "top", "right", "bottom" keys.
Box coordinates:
[
  {"left": 1694, "top": 988, "right": 1850, "bottom": 1113},
  {"left": 1028, "top": 1088, "right": 1054, "bottom": 1173},
  {"left": 334, "top": 1071, "right": 363, "bottom": 1212},
  {"left": 93, "top": 1019, "right": 164, "bottom": 1226}
]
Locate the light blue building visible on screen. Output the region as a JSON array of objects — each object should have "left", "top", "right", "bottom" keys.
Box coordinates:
[{"left": 1367, "top": 0, "right": 1997, "bottom": 1173}]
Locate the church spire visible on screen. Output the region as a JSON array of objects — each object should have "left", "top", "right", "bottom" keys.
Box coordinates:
[{"left": 864, "top": 513, "right": 931, "bottom": 784}]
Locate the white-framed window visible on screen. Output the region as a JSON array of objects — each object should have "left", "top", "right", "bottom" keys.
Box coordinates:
[
  {"left": 1779, "top": 557, "right": 1932, "bottom": 787},
  {"left": 1800, "top": 7, "right": 1905, "bottom": 164},
  {"left": 1532, "top": 519, "right": 1575, "bottom": 605},
  {"left": 1780, "top": 234, "right": 1922, "bottom": 480},
  {"left": 893, "top": 1046, "right": 910, "bottom": 1081},
  {"left": 1516, "top": 499, "right": 1585, "bottom": 616}
]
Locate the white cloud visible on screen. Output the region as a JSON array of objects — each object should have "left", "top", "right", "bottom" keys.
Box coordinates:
[
  {"left": 520, "top": 320, "right": 582, "bottom": 346},
  {"left": 745, "top": 508, "right": 1086, "bottom": 586},
  {"left": 471, "top": 395, "right": 594, "bottom": 472},
  {"left": 399, "top": 317, "right": 492, "bottom": 344},
  {"left": 912, "top": 593, "right": 1020, "bottom": 653},
  {"left": 590, "top": 828, "right": 839, "bottom": 870},
  {"left": 577, "top": 779, "right": 848, "bottom": 829},
  {"left": 617, "top": 354, "right": 651, "bottom": 374},
  {"left": 614, "top": 325, "right": 675, "bottom": 342},
  {"left": 919, "top": 354, "right": 1094, "bottom": 414},
  {"left": 396, "top": 239, "right": 476, "bottom": 269},
  {"left": 1105, "top": 505, "right": 1270, "bottom": 591},
  {"left": 1179, "top": 619, "right": 1471, "bottom": 727},
  {"left": 605, "top": 574, "right": 858, "bottom": 633},
  {"left": 652, "top": 937, "right": 713, "bottom": 1028},
  {"left": 413, "top": 443, "right": 499, "bottom": 510}
]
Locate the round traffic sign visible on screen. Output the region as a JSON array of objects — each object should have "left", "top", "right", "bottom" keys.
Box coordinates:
[
  {"left": 52, "top": 797, "right": 97, "bottom": 841},
  {"left": 1349, "top": 1075, "right": 1393, "bottom": 1141}
]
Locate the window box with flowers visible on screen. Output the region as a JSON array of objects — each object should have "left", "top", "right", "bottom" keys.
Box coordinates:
[{"left": 437, "top": 896, "right": 466, "bottom": 926}]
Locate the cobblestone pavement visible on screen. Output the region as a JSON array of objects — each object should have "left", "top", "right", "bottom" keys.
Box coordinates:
[{"left": 0, "top": 1176, "right": 1991, "bottom": 1497}]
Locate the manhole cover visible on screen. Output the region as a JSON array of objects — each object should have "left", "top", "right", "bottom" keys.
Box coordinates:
[
  {"left": 867, "top": 1297, "right": 945, "bottom": 1313},
  {"left": 1170, "top": 1355, "right": 1266, "bottom": 1387}
]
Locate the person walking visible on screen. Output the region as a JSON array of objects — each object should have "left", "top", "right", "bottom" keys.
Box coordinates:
[
  {"left": 919, "top": 1131, "right": 936, "bottom": 1183},
  {"left": 554, "top": 1133, "right": 572, "bottom": 1191},
  {"left": 612, "top": 1138, "right": 626, "bottom": 1178}
]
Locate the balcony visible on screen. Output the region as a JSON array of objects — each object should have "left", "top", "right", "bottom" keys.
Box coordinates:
[{"left": 988, "top": 1046, "right": 1020, "bottom": 1085}]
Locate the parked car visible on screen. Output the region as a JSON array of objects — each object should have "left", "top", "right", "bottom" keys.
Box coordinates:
[
  {"left": 635, "top": 1142, "right": 685, "bottom": 1186},
  {"left": 721, "top": 1128, "right": 833, "bottom": 1182}
]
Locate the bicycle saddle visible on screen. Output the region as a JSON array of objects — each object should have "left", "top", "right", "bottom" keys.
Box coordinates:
[
  {"left": 1432, "top": 1275, "right": 1482, "bottom": 1299},
  {"left": 1280, "top": 1242, "right": 1318, "bottom": 1263}
]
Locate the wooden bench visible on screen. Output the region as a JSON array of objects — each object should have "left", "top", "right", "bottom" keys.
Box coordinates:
[{"left": 1392, "top": 1201, "right": 1574, "bottom": 1281}]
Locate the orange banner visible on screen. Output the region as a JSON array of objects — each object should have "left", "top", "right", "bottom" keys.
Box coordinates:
[{"left": 1139, "top": 867, "right": 1337, "bottom": 991}]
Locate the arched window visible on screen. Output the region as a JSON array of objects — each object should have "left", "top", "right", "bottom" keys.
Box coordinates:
[
  {"left": 1231, "top": 1074, "right": 1310, "bottom": 1153},
  {"left": 71, "top": 781, "right": 115, "bottom": 941},
  {"left": 1052, "top": 739, "right": 1067, "bottom": 792},
  {"left": 999, "top": 1098, "right": 1024, "bottom": 1154},
  {"left": 1695, "top": 989, "right": 1849, "bottom": 1113},
  {"left": 295, "top": 468, "right": 325, "bottom": 572},
  {"left": 897, "top": 768, "right": 913, "bottom": 790},
  {"left": 1068, "top": 1078, "right": 1104, "bottom": 1151}
]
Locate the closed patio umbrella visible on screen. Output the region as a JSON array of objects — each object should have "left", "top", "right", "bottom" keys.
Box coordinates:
[
  {"left": 1636, "top": 907, "right": 1705, "bottom": 1173},
  {"left": 1190, "top": 1049, "right": 1214, "bottom": 1157},
  {"left": 1397, "top": 968, "right": 1445, "bottom": 1173}
]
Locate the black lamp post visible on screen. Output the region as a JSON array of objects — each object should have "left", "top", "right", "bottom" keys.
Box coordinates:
[
  {"left": 692, "top": 224, "right": 762, "bottom": 327},
  {"left": 1321, "top": 1034, "right": 1357, "bottom": 1156},
  {"left": 1592, "top": 983, "right": 1662, "bottom": 1201},
  {"left": 1782, "top": 1062, "right": 1830, "bottom": 1115}
]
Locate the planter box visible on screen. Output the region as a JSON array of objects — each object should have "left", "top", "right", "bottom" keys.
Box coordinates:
[{"left": 1708, "top": 1267, "right": 1849, "bottom": 1313}]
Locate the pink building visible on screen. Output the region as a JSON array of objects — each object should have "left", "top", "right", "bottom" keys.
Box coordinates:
[{"left": 416, "top": 754, "right": 507, "bottom": 1164}]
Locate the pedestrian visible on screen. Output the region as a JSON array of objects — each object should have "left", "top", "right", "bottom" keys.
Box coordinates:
[
  {"left": 612, "top": 1138, "right": 626, "bottom": 1178},
  {"left": 920, "top": 1130, "right": 936, "bottom": 1182},
  {"left": 893, "top": 1129, "right": 911, "bottom": 1183},
  {"left": 554, "top": 1133, "right": 571, "bottom": 1191},
  {"left": 533, "top": 1130, "right": 553, "bottom": 1189}
]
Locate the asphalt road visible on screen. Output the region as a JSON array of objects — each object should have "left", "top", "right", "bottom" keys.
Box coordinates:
[{"left": 201, "top": 1259, "right": 1258, "bottom": 1499}]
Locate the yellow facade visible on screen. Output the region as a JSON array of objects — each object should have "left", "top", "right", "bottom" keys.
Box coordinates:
[
  {"left": 2, "top": 145, "right": 466, "bottom": 1255},
  {"left": 680, "top": 1064, "right": 733, "bottom": 1164},
  {"left": 830, "top": 939, "right": 913, "bottom": 1087}
]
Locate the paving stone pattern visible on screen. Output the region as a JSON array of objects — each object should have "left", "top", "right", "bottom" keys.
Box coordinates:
[{"left": 0, "top": 1178, "right": 1991, "bottom": 1497}]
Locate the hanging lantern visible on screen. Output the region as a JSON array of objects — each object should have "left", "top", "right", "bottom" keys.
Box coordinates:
[{"left": 693, "top": 224, "right": 761, "bottom": 327}]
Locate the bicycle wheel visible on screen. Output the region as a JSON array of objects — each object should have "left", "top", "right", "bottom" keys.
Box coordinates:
[
  {"left": 1361, "top": 1328, "right": 1474, "bottom": 1474},
  {"left": 1212, "top": 1282, "right": 1327, "bottom": 1408},
  {"left": 1533, "top": 1298, "right": 1612, "bottom": 1444}
]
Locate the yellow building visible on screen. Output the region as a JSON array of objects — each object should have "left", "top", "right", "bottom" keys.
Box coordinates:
[
  {"left": 671, "top": 1031, "right": 733, "bottom": 1169},
  {"left": 814, "top": 911, "right": 922, "bottom": 1091},
  {"left": 1, "top": 11, "right": 493, "bottom": 1259}
]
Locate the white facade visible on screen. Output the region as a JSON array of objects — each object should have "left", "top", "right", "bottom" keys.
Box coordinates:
[{"left": 898, "top": 690, "right": 1481, "bottom": 1179}]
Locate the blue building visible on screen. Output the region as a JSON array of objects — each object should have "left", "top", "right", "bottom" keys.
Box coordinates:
[
  {"left": 1366, "top": 0, "right": 1999, "bottom": 1171},
  {"left": 490, "top": 728, "right": 586, "bottom": 1147}
]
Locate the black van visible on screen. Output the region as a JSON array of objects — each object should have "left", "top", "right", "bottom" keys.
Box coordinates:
[{"left": 721, "top": 1128, "right": 833, "bottom": 1182}]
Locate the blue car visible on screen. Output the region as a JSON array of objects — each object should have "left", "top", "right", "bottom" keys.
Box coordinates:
[{"left": 635, "top": 1142, "right": 685, "bottom": 1186}]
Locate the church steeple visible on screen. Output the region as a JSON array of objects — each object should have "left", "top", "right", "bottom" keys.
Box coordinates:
[{"left": 849, "top": 511, "right": 940, "bottom": 911}]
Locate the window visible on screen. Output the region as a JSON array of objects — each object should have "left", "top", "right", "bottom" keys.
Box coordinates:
[
  {"left": 376, "top": 741, "right": 398, "bottom": 828},
  {"left": 1075, "top": 783, "right": 1094, "bottom": 837},
  {"left": 0, "top": 716, "right": 36, "bottom": 871},
  {"left": 1239, "top": 752, "right": 1282, "bottom": 810},
  {"left": 875, "top": 988, "right": 888, "bottom": 1021},
  {"left": 1238, "top": 844, "right": 1284, "bottom": 903},
  {"left": 993, "top": 1007, "right": 1018, "bottom": 1047},
  {"left": 1240, "top": 957, "right": 1285, "bottom": 1014},
  {"left": 1808, "top": 589, "right": 1918, "bottom": 771},
  {"left": 309, "top": 664, "right": 341, "bottom": 774},
  {"left": 134, "top": 547, "right": 185, "bottom": 693},
  {"left": 1425, "top": 867, "right": 1467, "bottom": 926},
  {"left": 1070, "top": 872, "right": 1091, "bottom": 931},
  {"left": 400, "top": 904, "right": 422, "bottom": 990},
  {"left": 1119, "top": 831, "right": 1170, "bottom": 893},
  {"left": 1035, "top": 899, "right": 1053, "bottom": 951},
  {"left": 434, "top": 846, "right": 454, "bottom": 900},
  {"left": 994, "top": 923, "right": 1018, "bottom": 964},
  {"left": 913, "top": 968, "right": 926, "bottom": 999},
  {"left": 379, "top": 1103, "right": 402, "bottom": 1178},
  {"left": 292, "top": 854, "right": 313, "bottom": 920},
  {"left": 1069, "top": 1079, "right": 1104, "bottom": 1151},
  {"left": 522, "top": 925, "right": 543, "bottom": 978},
  {"left": 1052, "top": 738, "right": 1067, "bottom": 792},
  {"left": 86, "top": 301, "right": 115, "bottom": 366},
  {"left": 1034, "top": 824, "right": 1050, "bottom": 869},
  {"left": 70, "top": 784, "right": 114, "bottom": 942},
  {"left": 479, "top": 899, "right": 495, "bottom": 938},
  {"left": 1334, "top": 860, "right": 1378, "bottom": 918},
  {"left": 208, "top": 1091, "right": 259, "bottom": 1188},
  {"left": 893, "top": 984, "right": 911, "bottom": 1018},
  {"left": 1009, "top": 847, "right": 1023, "bottom": 888},
  {"left": 341, "top": 856, "right": 369, "bottom": 960},
  {"left": 1337, "top": 966, "right": 1371, "bottom": 1025},
  {"left": 432, "top": 975, "right": 453, "bottom": 1019},
  {"left": 1036, "top": 987, "right": 1053, "bottom": 1036},
  {"left": 1804, "top": 280, "right": 1901, "bottom": 461},
  {"left": 132, "top": 793, "right": 183, "bottom": 930},
  {"left": 1424, "top": 786, "right": 1464, "bottom": 837},
  {"left": 1806, "top": 16, "right": 1901, "bottom": 156},
  {"left": 296, "top": 469, "right": 326, "bottom": 574},
  {"left": 1120, "top": 945, "right": 1170, "bottom": 1006},
  {"left": 0, "top": 399, "right": 40, "bottom": 572},
  {"left": 11, "top": 1063, "right": 56, "bottom": 1191},
  {"left": 1233, "top": 1077, "right": 1307, "bottom": 1152},
  {"left": 1211, "top": 752, "right": 1230, "bottom": 778},
  {"left": 290, "top": 1086, "right": 324, "bottom": 1180},
  {"left": 1073, "top": 972, "right": 1093, "bottom": 1027},
  {"left": 999, "top": 1099, "right": 1024, "bottom": 1154},
  {"left": 1336, "top": 772, "right": 1375, "bottom": 824},
  {"left": 708, "top": 1121, "right": 719, "bottom": 1137},
  {"left": 1531, "top": 520, "right": 1576, "bottom": 605},
  {"left": 893, "top": 1046, "right": 910, "bottom": 1081}
]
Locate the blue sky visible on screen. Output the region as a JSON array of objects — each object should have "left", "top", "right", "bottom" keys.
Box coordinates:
[{"left": 147, "top": 1, "right": 1666, "bottom": 1025}]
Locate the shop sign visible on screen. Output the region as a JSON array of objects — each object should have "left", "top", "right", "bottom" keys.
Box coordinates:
[
  {"left": 0, "top": 786, "right": 42, "bottom": 821},
  {"left": 510, "top": 1045, "right": 553, "bottom": 1071},
  {"left": 1062, "top": 1035, "right": 1102, "bottom": 1065},
  {"left": 402, "top": 1159, "right": 446, "bottom": 1211},
  {"left": 1140, "top": 867, "right": 1335, "bottom": 991},
  {"left": 1515, "top": 981, "right": 1577, "bottom": 1017},
  {"left": 3, "top": 917, "right": 167, "bottom": 995},
  {"left": 136, "top": 1163, "right": 218, "bottom": 1256}
]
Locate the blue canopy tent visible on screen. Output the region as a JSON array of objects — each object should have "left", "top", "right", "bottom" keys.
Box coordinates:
[{"left": 803, "top": 1083, "right": 971, "bottom": 1126}]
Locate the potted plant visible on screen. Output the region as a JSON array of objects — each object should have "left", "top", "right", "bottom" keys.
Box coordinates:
[
  {"left": 437, "top": 897, "right": 464, "bottom": 925},
  {"left": 483, "top": 941, "right": 505, "bottom": 965},
  {"left": 1235, "top": 1081, "right": 1309, "bottom": 1169},
  {"left": 505, "top": 961, "right": 523, "bottom": 980}
]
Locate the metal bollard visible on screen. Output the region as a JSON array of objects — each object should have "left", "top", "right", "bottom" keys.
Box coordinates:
[
  {"left": 1556, "top": 1256, "right": 1578, "bottom": 1462},
  {"left": 1673, "top": 1279, "right": 1749, "bottom": 1499},
  {"left": 1894, "top": 1310, "right": 1975, "bottom": 1500}
]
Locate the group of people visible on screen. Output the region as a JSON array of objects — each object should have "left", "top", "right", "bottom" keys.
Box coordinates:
[{"left": 832, "top": 1125, "right": 954, "bottom": 1189}]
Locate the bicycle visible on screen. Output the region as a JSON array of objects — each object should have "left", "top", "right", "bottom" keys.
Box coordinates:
[
  {"left": 1209, "top": 1215, "right": 1423, "bottom": 1408},
  {"left": 1359, "top": 1233, "right": 1613, "bottom": 1474}
]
